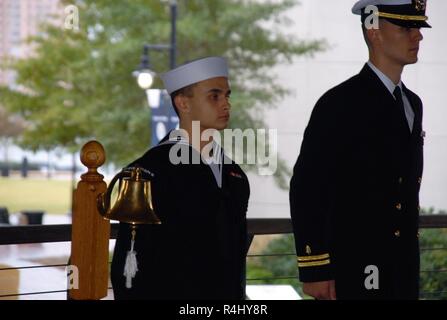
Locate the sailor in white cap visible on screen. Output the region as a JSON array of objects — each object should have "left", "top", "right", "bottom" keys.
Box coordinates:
[
  {"left": 289, "top": 1, "right": 430, "bottom": 300},
  {"left": 161, "top": 56, "right": 230, "bottom": 128},
  {"left": 111, "top": 57, "right": 250, "bottom": 300},
  {"left": 161, "top": 56, "right": 229, "bottom": 95}
]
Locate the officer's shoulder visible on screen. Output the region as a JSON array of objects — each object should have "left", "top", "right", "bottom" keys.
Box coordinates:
[
  {"left": 313, "top": 74, "right": 361, "bottom": 116},
  {"left": 321, "top": 74, "right": 360, "bottom": 103}
]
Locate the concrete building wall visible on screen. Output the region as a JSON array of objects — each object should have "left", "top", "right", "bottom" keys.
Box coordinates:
[{"left": 247, "top": 0, "right": 447, "bottom": 217}]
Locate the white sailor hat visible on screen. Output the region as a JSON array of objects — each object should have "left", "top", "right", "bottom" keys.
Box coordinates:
[
  {"left": 352, "top": 0, "right": 431, "bottom": 28},
  {"left": 160, "top": 56, "right": 229, "bottom": 95}
]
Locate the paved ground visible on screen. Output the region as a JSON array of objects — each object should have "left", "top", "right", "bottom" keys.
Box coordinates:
[
  {"left": 0, "top": 241, "right": 116, "bottom": 300},
  {"left": 0, "top": 214, "right": 115, "bottom": 300}
]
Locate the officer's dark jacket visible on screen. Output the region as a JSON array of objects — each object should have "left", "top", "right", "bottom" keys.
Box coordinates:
[
  {"left": 290, "top": 64, "right": 424, "bottom": 299},
  {"left": 111, "top": 134, "right": 250, "bottom": 300}
]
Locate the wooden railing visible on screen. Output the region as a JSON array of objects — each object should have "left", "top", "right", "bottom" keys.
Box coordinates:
[
  {"left": 1, "top": 216, "right": 446, "bottom": 245},
  {"left": 1, "top": 216, "right": 446, "bottom": 299}
]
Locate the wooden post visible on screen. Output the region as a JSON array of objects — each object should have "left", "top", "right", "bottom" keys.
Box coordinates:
[{"left": 69, "top": 141, "right": 110, "bottom": 300}]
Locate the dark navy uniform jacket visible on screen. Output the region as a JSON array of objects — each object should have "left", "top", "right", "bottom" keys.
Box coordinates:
[
  {"left": 290, "top": 64, "right": 424, "bottom": 299},
  {"left": 111, "top": 133, "right": 250, "bottom": 300}
]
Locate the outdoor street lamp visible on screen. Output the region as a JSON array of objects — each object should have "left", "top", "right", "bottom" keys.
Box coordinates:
[
  {"left": 135, "top": 45, "right": 155, "bottom": 90},
  {"left": 146, "top": 89, "right": 161, "bottom": 108},
  {"left": 134, "top": 0, "right": 177, "bottom": 90},
  {"left": 137, "top": 72, "right": 154, "bottom": 90},
  {"left": 134, "top": 0, "right": 179, "bottom": 146}
]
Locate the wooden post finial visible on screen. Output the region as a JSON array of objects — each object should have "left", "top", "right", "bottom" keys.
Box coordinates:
[
  {"left": 70, "top": 140, "right": 110, "bottom": 300},
  {"left": 80, "top": 141, "right": 106, "bottom": 181}
]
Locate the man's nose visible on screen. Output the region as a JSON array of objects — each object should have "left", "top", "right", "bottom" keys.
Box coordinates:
[
  {"left": 413, "top": 28, "right": 423, "bottom": 41},
  {"left": 223, "top": 99, "right": 231, "bottom": 110}
]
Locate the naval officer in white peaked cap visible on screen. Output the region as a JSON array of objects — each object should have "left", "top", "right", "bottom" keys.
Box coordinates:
[
  {"left": 289, "top": 0, "right": 430, "bottom": 300},
  {"left": 352, "top": 0, "right": 431, "bottom": 28}
]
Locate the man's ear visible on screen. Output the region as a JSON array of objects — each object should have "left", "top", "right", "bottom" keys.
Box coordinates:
[
  {"left": 174, "top": 94, "right": 190, "bottom": 115},
  {"left": 367, "top": 22, "right": 382, "bottom": 47}
]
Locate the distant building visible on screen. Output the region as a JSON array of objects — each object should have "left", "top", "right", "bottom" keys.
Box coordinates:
[{"left": 0, "top": 0, "right": 61, "bottom": 86}]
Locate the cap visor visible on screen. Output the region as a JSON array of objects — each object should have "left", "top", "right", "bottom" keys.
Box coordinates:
[{"left": 385, "top": 18, "right": 432, "bottom": 28}]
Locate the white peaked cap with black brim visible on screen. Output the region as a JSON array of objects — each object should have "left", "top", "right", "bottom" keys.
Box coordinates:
[{"left": 352, "top": 0, "right": 431, "bottom": 28}]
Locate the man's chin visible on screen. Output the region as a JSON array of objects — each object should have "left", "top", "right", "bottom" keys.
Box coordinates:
[
  {"left": 402, "top": 59, "right": 418, "bottom": 67},
  {"left": 215, "top": 121, "right": 229, "bottom": 131},
  {"left": 406, "top": 55, "right": 419, "bottom": 65},
  {"left": 215, "top": 126, "right": 227, "bottom": 131},
  {"left": 203, "top": 125, "right": 226, "bottom": 132}
]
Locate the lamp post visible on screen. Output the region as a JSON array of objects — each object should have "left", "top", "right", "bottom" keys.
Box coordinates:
[
  {"left": 134, "top": 0, "right": 177, "bottom": 89},
  {"left": 135, "top": 45, "right": 155, "bottom": 90},
  {"left": 134, "top": 0, "right": 179, "bottom": 145},
  {"left": 169, "top": 0, "right": 177, "bottom": 70}
]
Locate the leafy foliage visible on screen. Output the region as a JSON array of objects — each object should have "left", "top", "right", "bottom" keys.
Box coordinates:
[
  {"left": 419, "top": 207, "right": 447, "bottom": 300},
  {"left": 0, "top": 0, "right": 324, "bottom": 186},
  {"left": 247, "top": 234, "right": 304, "bottom": 297}
]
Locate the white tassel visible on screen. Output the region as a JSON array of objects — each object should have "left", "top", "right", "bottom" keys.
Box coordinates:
[{"left": 124, "top": 231, "right": 138, "bottom": 289}]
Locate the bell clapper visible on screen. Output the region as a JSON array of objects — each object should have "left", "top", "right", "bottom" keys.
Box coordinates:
[
  {"left": 131, "top": 226, "right": 137, "bottom": 241},
  {"left": 124, "top": 224, "right": 139, "bottom": 289}
]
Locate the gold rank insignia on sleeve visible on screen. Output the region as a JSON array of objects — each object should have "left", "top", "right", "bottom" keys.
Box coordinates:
[
  {"left": 297, "top": 245, "right": 330, "bottom": 267},
  {"left": 305, "top": 245, "right": 311, "bottom": 255}
]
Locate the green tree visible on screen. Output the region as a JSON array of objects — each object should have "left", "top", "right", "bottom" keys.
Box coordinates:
[
  {"left": 0, "top": 0, "right": 324, "bottom": 186},
  {"left": 419, "top": 207, "right": 447, "bottom": 300},
  {"left": 247, "top": 234, "right": 304, "bottom": 297},
  {"left": 0, "top": 107, "right": 26, "bottom": 174}
]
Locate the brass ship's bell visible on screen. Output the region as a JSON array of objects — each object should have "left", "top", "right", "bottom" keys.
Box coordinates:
[{"left": 97, "top": 167, "right": 161, "bottom": 225}]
